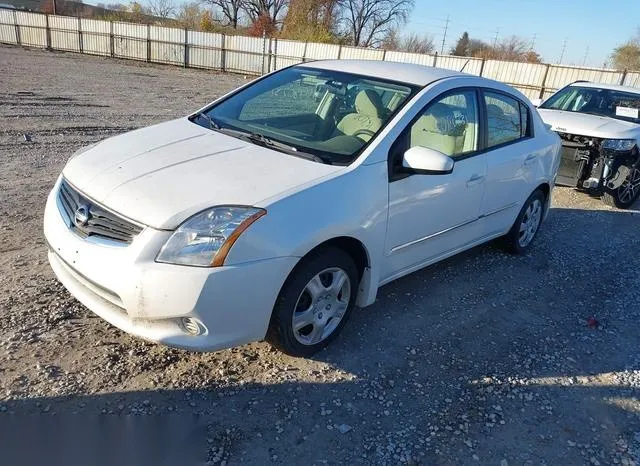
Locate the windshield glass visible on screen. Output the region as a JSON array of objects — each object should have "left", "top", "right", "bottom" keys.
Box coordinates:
[
  {"left": 540, "top": 86, "right": 640, "bottom": 124},
  {"left": 193, "top": 67, "right": 417, "bottom": 164}
]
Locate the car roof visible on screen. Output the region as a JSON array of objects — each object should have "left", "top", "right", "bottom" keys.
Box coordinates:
[
  {"left": 569, "top": 81, "right": 640, "bottom": 94},
  {"left": 299, "top": 60, "right": 466, "bottom": 86}
]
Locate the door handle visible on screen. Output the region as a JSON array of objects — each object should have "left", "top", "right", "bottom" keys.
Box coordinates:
[
  {"left": 466, "top": 174, "right": 485, "bottom": 187},
  {"left": 524, "top": 154, "right": 537, "bottom": 165}
]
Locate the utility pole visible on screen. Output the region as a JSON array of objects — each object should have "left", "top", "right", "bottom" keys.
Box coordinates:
[
  {"left": 492, "top": 28, "right": 500, "bottom": 48},
  {"left": 529, "top": 33, "right": 537, "bottom": 51},
  {"left": 440, "top": 15, "right": 450, "bottom": 55},
  {"left": 559, "top": 37, "right": 568, "bottom": 64},
  {"left": 582, "top": 46, "right": 589, "bottom": 66},
  {"left": 52, "top": 0, "right": 56, "bottom": 14}
]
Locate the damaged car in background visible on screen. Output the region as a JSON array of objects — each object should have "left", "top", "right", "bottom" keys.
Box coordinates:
[{"left": 534, "top": 82, "right": 640, "bottom": 208}]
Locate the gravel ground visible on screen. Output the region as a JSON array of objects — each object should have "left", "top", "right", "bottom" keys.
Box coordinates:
[{"left": 1, "top": 45, "right": 639, "bottom": 466}]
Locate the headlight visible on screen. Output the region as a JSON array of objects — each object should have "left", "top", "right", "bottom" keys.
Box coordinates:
[
  {"left": 68, "top": 142, "right": 98, "bottom": 162},
  {"left": 156, "top": 207, "right": 266, "bottom": 267},
  {"left": 601, "top": 139, "right": 637, "bottom": 151}
]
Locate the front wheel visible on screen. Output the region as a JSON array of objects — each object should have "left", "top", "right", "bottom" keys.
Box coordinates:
[
  {"left": 602, "top": 166, "right": 640, "bottom": 209},
  {"left": 501, "top": 189, "right": 546, "bottom": 254},
  {"left": 266, "top": 247, "right": 359, "bottom": 357}
]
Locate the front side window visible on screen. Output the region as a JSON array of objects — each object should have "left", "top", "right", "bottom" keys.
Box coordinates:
[
  {"left": 407, "top": 90, "right": 479, "bottom": 158},
  {"left": 540, "top": 86, "right": 640, "bottom": 124},
  {"left": 194, "top": 67, "right": 417, "bottom": 164},
  {"left": 484, "top": 92, "right": 523, "bottom": 147}
]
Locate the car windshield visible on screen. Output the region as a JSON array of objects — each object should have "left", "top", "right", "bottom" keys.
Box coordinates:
[
  {"left": 540, "top": 86, "right": 640, "bottom": 124},
  {"left": 192, "top": 67, "right": 418, "bottom": 164}
]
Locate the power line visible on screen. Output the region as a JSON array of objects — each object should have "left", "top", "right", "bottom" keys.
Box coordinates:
[{"left": 440, "top": 15, "right": 450, "bottom": 54}]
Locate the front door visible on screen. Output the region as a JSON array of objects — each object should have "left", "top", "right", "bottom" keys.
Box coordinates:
[{"left": 382, "top": 89, "right": 487, "bottom": 282}]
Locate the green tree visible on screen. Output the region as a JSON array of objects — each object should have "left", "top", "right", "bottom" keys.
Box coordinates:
[
  {"left": 199, "top": 10, "right": 217, "bottom": 32},
  {"left": 451, "top": 32, "right": 470, "bottom": 56}
]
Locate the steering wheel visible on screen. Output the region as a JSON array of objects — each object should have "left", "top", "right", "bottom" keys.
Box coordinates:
[{"left": 353, "top": 129, "right": 376, "bottom": 140}]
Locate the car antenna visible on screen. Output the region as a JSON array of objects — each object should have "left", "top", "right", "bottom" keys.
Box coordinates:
[{"left": 459, "top": 59, "right": 470, "bottom": 72}]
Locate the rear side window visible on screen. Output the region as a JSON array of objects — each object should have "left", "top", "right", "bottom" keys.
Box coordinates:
[
  {"left": 519, "top": 103, "right": 530, "bottom": 137},
  {"left": 484, "top": 92, "right": 526, "bottom": 147}
]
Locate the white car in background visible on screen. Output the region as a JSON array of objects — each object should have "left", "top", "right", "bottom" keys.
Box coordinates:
[
  {"left": 534, "top": 82, "right": 640, "bottom": 208},
  {"left": 44, "top": 60, "right": 560, "bottom": 357}
]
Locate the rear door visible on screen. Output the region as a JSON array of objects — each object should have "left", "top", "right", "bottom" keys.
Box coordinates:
[{"left": 478, "top": 90, "right": 538, "bottom": 236}]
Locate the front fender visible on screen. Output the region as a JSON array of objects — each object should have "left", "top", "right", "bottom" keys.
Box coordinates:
[{"left": 225, "top": 162, "right": 390, "bottom": 307}]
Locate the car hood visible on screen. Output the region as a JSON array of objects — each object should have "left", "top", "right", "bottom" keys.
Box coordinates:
[
  {"left": 537, "top": 109, "right": 639, "bottom": 139},
  {"left": 63, "top": 118, "right": 343, "bottom": 229}
]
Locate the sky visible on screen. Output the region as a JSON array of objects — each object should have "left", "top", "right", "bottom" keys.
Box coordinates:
[{"left": 406, "top": 0, "right": 639, "bottom": 67}]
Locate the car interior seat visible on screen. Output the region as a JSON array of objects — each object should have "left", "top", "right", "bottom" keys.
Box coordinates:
[
  {"left": 410, "top": 103, "right": 466, "bottom": 156},
  {"left": 336, "top": 89, "right": 385, "bottom": 141}
]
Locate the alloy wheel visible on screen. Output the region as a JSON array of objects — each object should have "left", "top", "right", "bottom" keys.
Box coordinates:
[
  {"left": 518, "top": 199, "right": 542, "bottom": 248},
  {"left": 292, "top": 267, "right": 351, "bottom": 346},
  {"left": 617, "top": 167, "right": 640, "bottom": 205}
]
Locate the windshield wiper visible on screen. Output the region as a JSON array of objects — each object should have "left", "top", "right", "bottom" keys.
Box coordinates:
[
  {"left": 217, "top": 127, "right": 327, "bottom": 164},
  {"left": 196, "top": 112, "right": 327, "bottom": 163}
]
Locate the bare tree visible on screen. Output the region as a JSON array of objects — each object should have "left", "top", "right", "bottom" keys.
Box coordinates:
[
  {"left": 242, "top": 0, "right": 289, "bottom": 25},
  {"left": 495, "top": 36, "right": 529, "bottom": 61},
  {"left": 402, "top": 33, "right": 434, "bottom": 54},
  {"left": 146, "top": 0, "right": 175, "bottom": 18},
  {"left": 204, "top": 0, "right": 243, "bottom": 28},
  {"left": 177, "top": 1, "right": 203, "bottom": 29},
  {"left": 340, "top": 0, "right": 414, "bottom": 47},
  {"left": 612, "top": 29, "right": 640, "bottom": 71},
  {"left": 381, "top": 27, "right": 400, "bottom": 50}
]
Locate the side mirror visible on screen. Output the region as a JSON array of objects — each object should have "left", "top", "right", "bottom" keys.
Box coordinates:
[
  {"left": 402, "top": 146, "right": 454, "bottom": 175},
  {"left": 530, "top": 98, "right": 542, "bottom": 108}
]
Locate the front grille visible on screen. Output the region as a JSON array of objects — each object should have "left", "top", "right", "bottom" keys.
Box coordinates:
[{"left": 57, "top": 179, "right": 143, "bottom": 244}]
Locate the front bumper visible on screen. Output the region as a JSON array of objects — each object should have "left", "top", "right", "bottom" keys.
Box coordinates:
[{"left": 43, "top": 179, "right": 297, "bottom": 351}]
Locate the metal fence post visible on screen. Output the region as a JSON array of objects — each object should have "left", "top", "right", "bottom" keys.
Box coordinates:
[
  {"left": 432, "top": 52, "right": 438, "bottom": 67},
  {"left": 539, "top": 63, "right": 551, "bottom": 99},
  {"left": 302, "top": 41, "right": 308, "bottom": 62},
  {"left": 109, "top": 21, "right": 114, "bottom": 57},
  {"left": 220, "top": 33, "right": 226, "bottom": 71},
  {"left": 620, "top": 69, "right": 628, "bottom": 86},
  {"left": 261, "top": 31, "right": 266, "bottom": 75},
  {"left": 77, "top": 17, "right": 83, "bottom": 54},
  {"left": 44, "top": 14, "right": 51, "bottom": 50},
  {"left": 479, "top": 58, "right": 486, "bottom": 76},
  {"left": 381, "top": 49, "right": 386, "bottom": 61},
  {"left": 337, "top": 44, "right": 342, "bottom": 59},
  {"left": 272, "top": 37, "right": 278, "bottom": 72},
  {"left": 12, "top": 9, "right": 20, "bottom": 45},
  {"left": 183, "top": 28, "right": 188, "bottom": 68},
  {"left": 146, "top": 24, "right": 150, "bottom": 62}
]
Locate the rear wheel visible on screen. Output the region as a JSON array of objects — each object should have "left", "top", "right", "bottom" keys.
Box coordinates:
[
  {"left": 501, "top": 189, "right": 545, "bottom": 254},
  {"left": 266, "top": 247, "right": 358, "bottom": 357},
  {"left": 602, "top": 166, "right": 640, "bottom": 209}
]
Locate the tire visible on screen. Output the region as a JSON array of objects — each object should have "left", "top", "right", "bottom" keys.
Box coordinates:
[
  {"left": 501, "top": 189, "right": 546, "bottom": 255},
  {"left": 266, "top": 247, "right": 359, "bottom": 357},
  {"left": 602, "top": 166, "right": 640, "bottom": 209}
]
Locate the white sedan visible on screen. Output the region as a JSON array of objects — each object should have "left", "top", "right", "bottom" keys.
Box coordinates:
[{"left": 44, "top": 60, "right": 561, "bottom": 356}]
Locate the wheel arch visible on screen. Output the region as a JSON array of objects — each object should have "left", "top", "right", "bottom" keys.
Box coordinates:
[
  {"left": 278, "top": 236, "right": 375, "bottom": 311},
  {"left": 534, "top": 181, "right": 551, "bottom": 221}
]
